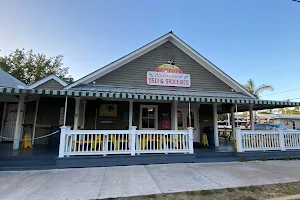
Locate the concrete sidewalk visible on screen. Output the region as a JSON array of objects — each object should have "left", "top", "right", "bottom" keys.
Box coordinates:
[{"left": 0, "top": 160, "right": 299, "bottom": 200}]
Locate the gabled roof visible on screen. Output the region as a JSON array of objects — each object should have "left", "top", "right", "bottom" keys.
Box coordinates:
[
  {"left": 65, "top": 32, "right": 255, "bottom": 98},
  {"left": 0, "top": 68, "right": 27, "bottom": 88},
  {"left": 27, "top": 74, "right": 67, "bottom": 89}
]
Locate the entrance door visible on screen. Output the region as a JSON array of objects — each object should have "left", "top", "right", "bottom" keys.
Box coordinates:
[
  {"left": 1, "top": 104, "right": 25, "bottom": 141},
  {"left": 177, "top": 109, "right": 199, "bottom": 142}
]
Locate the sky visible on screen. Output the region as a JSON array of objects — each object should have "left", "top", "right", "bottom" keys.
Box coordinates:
[{"left": 0, "top": 0, "right": 299, "bottom": 101}]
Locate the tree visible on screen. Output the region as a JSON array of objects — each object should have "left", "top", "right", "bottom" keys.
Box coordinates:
[
  {"left": 243, "top": 79, "right": 274, "bottom": 99},
  {"left": 0, "top": 48, "right": 73, "bottom": 85}
]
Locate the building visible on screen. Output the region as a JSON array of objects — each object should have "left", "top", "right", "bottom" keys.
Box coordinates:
[
  {"left": 0, "top": 32, "right": 299, "bottom": 169},
  {"left": 258, "top": 114, "right": 300, "bottom": 130}
]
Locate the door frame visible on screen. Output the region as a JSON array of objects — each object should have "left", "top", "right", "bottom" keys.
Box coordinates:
[{"left": 139, "top": 105, "right": 158, "bottom": 130}]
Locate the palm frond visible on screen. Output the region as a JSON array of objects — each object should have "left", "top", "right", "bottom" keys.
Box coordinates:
[
  {"left": 254, "top": 84, "right": 274, "bottom": 98},
  {"left": 243, "top": 79, "right": 274, "bottom": 99}
]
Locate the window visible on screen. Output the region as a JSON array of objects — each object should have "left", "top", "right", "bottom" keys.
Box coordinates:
[{"left": 139, "top": 105, "right": 158, "bottom": 129}]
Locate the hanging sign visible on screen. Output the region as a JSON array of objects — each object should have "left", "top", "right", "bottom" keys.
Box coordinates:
[{"left": 147, "top": 64, "right": 191, "bottom": 87}]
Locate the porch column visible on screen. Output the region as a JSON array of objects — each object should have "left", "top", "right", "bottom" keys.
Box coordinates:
[
  {"left": 32, "top": 98, "right": 40, "bottom": 145},
  {"left": 79, "top": 100, "right": 87, "bottom": 129},
  {"left": 249, "top": 104, "right": 254, "bottom": 130},
  {"left": 231, "top": 106, "right": 236, "bottom": 138},
  {"left": 73, "top": 97, "right": 81, "bottom": 130},
  {"left": 213, "top": 103, "right": 219, "bottom": 147},
  {"left": 0, "top": 102, "right": 7, "bottom": 143},
  {"left": 172, "top": 101, "right": 178, "bottom": 130},
  {"left": 13, "top": 95, "right": 25, "bottom": 150},
  {"left": 129, "top": 100, "right": 133, "bottom": 129}
]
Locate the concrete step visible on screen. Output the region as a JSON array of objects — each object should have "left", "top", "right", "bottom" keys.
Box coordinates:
[
  {"left": 0, "top": 165, "right": 57, "bottom": 171},
  {"left": 0, "top": 156, "right": 56, "bottom": 167},
  {"left": 194, "top": 156, "right": 237, "bottom": 163},
  {"left": 195, "top": 151, "right": 235, "bottom": 158}
]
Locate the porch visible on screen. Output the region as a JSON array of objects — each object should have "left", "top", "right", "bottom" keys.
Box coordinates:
[{"left": 0, "top": 87, "right": 300, "bottom": 171}]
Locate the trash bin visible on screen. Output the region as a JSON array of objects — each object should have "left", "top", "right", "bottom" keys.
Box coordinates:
[{"left": 203, "top": 126, "right": 215, "bottom": 146}]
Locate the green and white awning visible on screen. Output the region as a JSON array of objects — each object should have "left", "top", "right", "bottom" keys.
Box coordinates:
[{"left": 0, "top": 87, "right": 299, "bottom": 106}]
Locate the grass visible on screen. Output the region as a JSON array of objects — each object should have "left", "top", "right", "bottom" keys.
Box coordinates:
[
  {"left": 239, "top": 196, "right": 257, "bottom": 200},
  {"left": 283, "top": 156, "right": 291, "bottom": 161},
  {"left": 248, "top": 185, "right": 263, "bottom": 193},
  {"left": 200, "top": 190, "right": 214, "bottom": 196},
  {"left": 259, "top": 156, "right": 267, "bottom": 161},
  {"left": 237, "top": 156, "right": 247, "bottom": 162},
  {"left": 110, "top": 181, "right": 300, "bottom": 200},
  {"left": 238, "top": 187, "right": 248, "bottom": 191},
  {"left": 226, "top": 188, "right": 235, "bottom": 192}
]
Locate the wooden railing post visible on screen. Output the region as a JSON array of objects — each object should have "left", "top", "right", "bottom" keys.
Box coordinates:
[
  {"left": 279, "top": 130, "right": 286, "bottom": 151},
  {"left": 131, "top": 126, "right": 137, "bottom": 156},
  {"left": 236, "top": 128, "right": 243, "bottom": 152},
  {"left": 187, "top": 127, "right": 194, "bottom": 154},
  {"left": 59, "top": 126, "right": 68, "bottom": 158}
]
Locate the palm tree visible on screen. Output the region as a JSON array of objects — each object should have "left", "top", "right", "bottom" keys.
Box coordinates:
[{"left": 243, "top": 79, "right": 274, "bottom": 99}]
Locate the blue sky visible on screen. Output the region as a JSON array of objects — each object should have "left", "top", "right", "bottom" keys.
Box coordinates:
[{"left": 0, "top": 0, "right": 299, "bottom": 101}]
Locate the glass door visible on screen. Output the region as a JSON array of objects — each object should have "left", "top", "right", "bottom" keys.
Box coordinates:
[
  {"left": 177, "top": 109, "right": 198, "bottom": 142},
  {"left": 177, "top": 109, "right": 195, "bottom": 129}
]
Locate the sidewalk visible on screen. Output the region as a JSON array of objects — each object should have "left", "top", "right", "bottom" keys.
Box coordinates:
[{"left": 0, "top": 160, "right": 299, "bottom": 200}]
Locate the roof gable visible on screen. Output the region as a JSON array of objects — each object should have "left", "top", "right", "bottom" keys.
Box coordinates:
[
  {"left": 27, "top": 74, "right": 67, "bottom": 89},
  {"left": 65, "top": 32, "right": 255, "bottom": 98}
]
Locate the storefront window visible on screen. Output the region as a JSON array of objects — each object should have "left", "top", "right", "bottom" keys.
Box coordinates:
[{"left": 140, "top": 105, "right": 158, "bottom": 129}]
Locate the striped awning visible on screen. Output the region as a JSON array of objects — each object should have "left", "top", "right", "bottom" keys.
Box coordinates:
[{"left": 0, "top": 87, "right": 299, "bottom": 106}]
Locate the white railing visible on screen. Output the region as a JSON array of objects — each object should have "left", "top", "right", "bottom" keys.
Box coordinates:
[
  {"left": 236, "top": 128, "right": 300, "bottom": 152},
  {"left": 58, "top": 126, "right": 193, "bottom": 157},
  {"left": 135, "top": 129, "right": 192, "bottom": 154},
  {"left": 284, "top": 131, "right": 300, "bottom": 150}
]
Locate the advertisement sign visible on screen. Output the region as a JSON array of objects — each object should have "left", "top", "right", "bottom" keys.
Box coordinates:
[
  {"left": 161, "top": 113, "right": 171, "bottom": 129},
  {"left": 146, "top": 64, "right": 191, "bottom": 87},
  {"left": 99, "top": 104, "right": 117, "bottom": 117}
]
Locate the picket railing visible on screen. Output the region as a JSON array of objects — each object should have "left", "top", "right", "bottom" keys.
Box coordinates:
[
  {"left": 58, "top": 126, "right": 193, "bottom": 157},
  {"left": 284, "top": 131, "right": 300, "bottom": 150},
  {"left": 236, "top": 128, "right": 300, "bottom": 152},
  {"left": 135, "top": 130, "right": 191, "bottom": 154}
]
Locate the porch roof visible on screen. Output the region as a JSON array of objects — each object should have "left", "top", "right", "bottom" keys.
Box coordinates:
[{"left": 1, "top": 86, "right": 299, "bottom": 110}]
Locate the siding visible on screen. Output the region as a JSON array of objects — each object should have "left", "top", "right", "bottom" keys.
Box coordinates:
[
  {"left": 35, "top": 79, "right": 64, "bottom": 90},
  {"left": 92, "top": 42, "right": 232, "bottom": 92}
]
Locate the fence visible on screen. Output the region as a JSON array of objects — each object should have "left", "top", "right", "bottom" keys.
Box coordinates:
[
  {"left": 58, "top": 126, "right": 194, "bottom": 157},
  {"left": 236, "top": 128, "right": 300, "bottom": 152}
]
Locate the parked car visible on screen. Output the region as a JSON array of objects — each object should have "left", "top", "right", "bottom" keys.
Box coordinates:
[{"left": 254, "top": 123, "right": 293, "bottom": 130}]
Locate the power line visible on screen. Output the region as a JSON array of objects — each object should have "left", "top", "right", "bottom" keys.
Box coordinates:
[{"left": 260, "top": 88, "right": 300, "bottom": 97}]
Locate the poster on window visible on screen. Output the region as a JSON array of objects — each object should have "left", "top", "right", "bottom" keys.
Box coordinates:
[
  {"left": 99, "top": 104, "right": 117, "bottom": 123},
  {"left": 161, "top": 113, "right": 171, "bottom": 129},
  {"left": 99, "top": 104, "right": 117, "bottom": 117}
]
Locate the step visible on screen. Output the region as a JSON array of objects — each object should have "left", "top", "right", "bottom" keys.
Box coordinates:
[
  {"left": 0, "top": 160, "right": 56, "bottom": 167},
  {"left": 195, "top": 151, "right": 235, "bottom": 158},
  {"left": 194, "top": 156, "right": 237, "bottom": 163},
  {"left": 0, "top": 165, "right": 57, "bottom": 171},
  {"left": 0, "top": 156, "right": 56, "bottom": 161}
]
